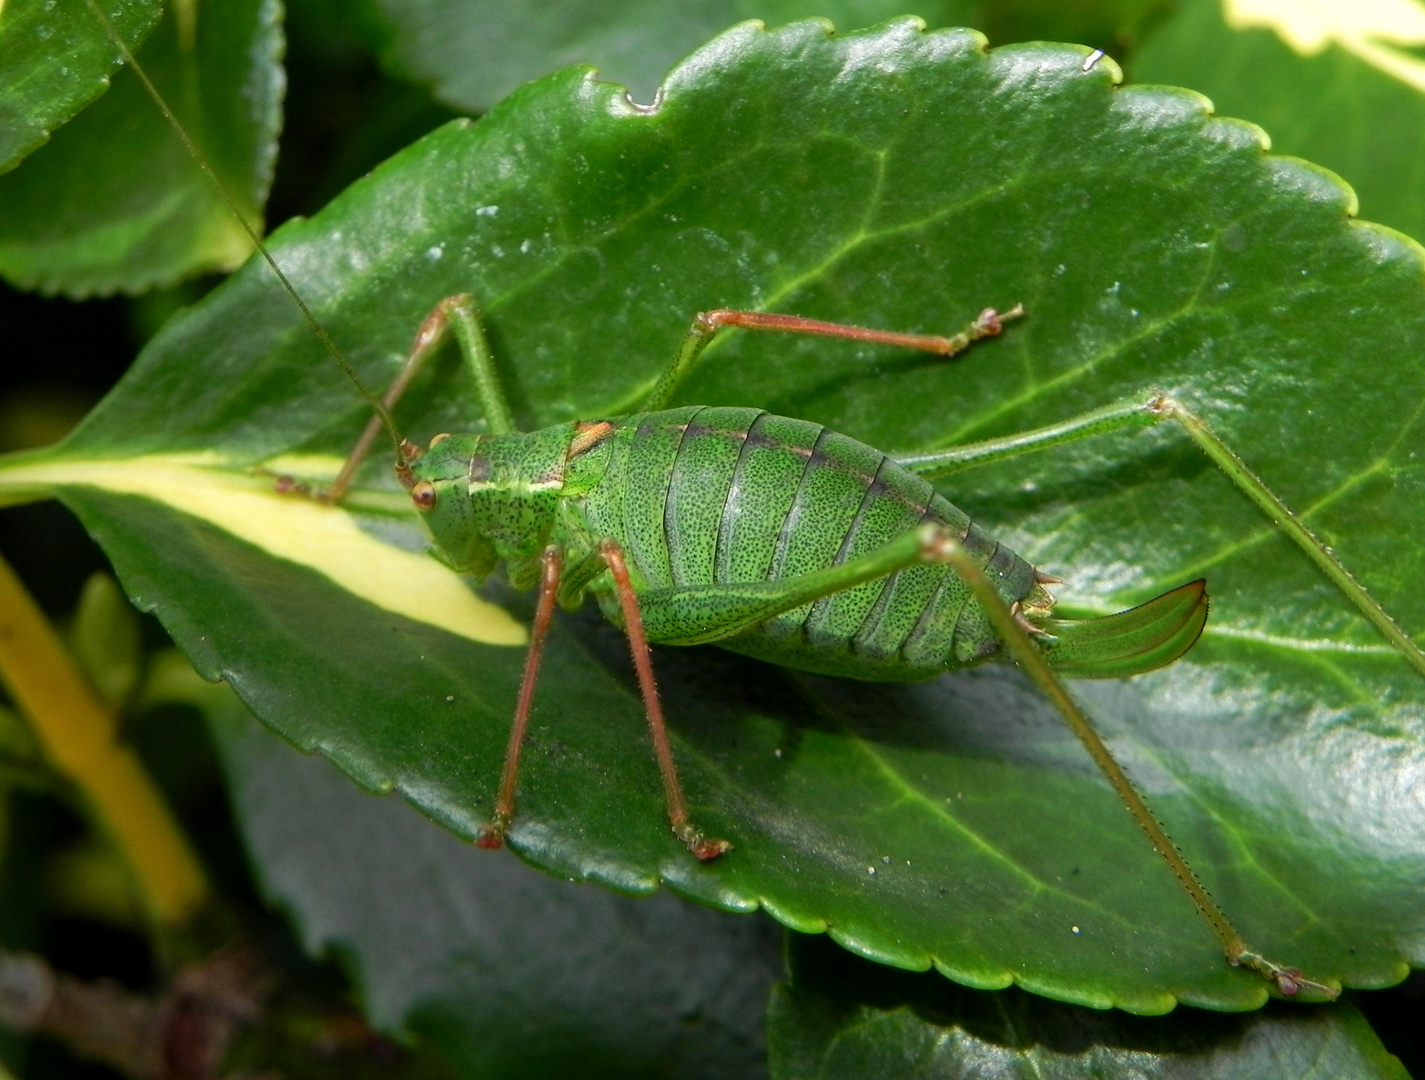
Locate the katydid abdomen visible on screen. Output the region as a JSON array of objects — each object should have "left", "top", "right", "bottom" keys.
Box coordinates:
[{"left": 569, "top": 405, "right": 1050, "bottom": 681}]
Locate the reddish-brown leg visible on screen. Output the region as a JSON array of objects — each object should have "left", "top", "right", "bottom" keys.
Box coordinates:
[
  {"left": 477, "top": 545, "right": 564, "bottom": 850},
  {"left": 600, "top": 539, "right": 731, "bottom": 860},
  {"left": 641, "top": 303, "right": 1024, "bottom": 412},
  {"left": 698, "top": 304, "right": 1024, "bottom": 355},
  {"left": 270, "top": 296, "right": 479, "bottom": 504},
  {"left": 319, "top": 297, "right": 473, "bottom": 503}
]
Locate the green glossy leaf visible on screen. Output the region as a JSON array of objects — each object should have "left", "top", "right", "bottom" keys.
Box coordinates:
[
  {"left": 357, "top": 0, "right": 981, "bottom": 111},
  {"left": 1, "top": 20, "right": 1423, "bottom": 1012},
  {"left": 1132, "top": 0, "right": 1425, "bottom": 244},
  {"left": 0, "top": 0, "right": 162, "bottom": 174},
  {"left": 209, "top": 700, "right": 782, "bottom": 1079},
  {"left": 768, "top": 934, "right": 1410, "bottom": 1079},
  {"left": 0, "top": 0, "right": 284, "bottom": 296}
]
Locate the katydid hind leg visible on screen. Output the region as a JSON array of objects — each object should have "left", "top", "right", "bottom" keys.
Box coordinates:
[
  {"left": 916, "top": 525, "right": 1339, "bottom": 1001},
  {"left": 639, "top": 304, "right": 1025, "bottom": 412},
  {"left": 608, "top": 522, "right": 1319, "bottom": 994},
  {"left": 894, "top": 399, "right": 1159, "bottom": 478},
  {"left": 1148, "top": 394, "right": 1425, "bottom": 679}
]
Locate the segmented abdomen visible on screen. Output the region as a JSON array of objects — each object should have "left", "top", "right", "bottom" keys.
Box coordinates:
[{"left": 580, "top": 405, "right": 1039, "bottom": 681}]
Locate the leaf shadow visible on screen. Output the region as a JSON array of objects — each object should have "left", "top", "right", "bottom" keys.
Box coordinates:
[{"left": 557, "top": 597, "right": 1089, "bottom": 784}]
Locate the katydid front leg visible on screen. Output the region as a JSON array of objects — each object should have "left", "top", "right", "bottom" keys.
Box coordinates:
[
  {"left": 477, "top": 544, "right": 563, "bottom": 851},
  {"left": 599, "top": 540, "right": 732, "bottom": 861},
  {"left": 479, "top": 539, "right": 731, "bottom": 861}
]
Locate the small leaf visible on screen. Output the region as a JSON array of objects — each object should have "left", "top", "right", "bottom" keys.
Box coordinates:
[
  {"left": 69, "top": 572, "right": 142, "bottom": 709},
  {"left": 209, "top": 700, "right": 783, "bottom": 1078},
  {"left": 0, "top": 0, "right": 284, "bottom": 296},
  {"left": 2, "top": 20, "right": 1422, "bottom": 1010},
  {"left": 0, "top": 0, "right": 163, "bottom": 174},
  {"left": 768, "top": 934, "right": 1411, "bottom": 1080}
]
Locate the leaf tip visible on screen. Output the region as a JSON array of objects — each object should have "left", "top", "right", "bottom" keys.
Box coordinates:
[
  {"left": 1266, "top": 154, "right": 1359, "bottom": 216},
  {"left": 930, "top": 956, "right": 1014, "bottom": 992},
  {"left": 1349, "top": 217, "right": 1425, "bottom": 273},
  {"left": 987, "top": 40, "right": 1124, "bottom": 92},
  {"left": 1115, "top": 82, "right": 1219, "bottom": 137},
  {"left": 828, "top": 927, "right": 933, "bottom": 973}
]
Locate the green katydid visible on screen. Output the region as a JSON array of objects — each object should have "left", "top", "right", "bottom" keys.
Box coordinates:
[{"left": 81, "top": 0, "right": 1425, "bottom": 1006}]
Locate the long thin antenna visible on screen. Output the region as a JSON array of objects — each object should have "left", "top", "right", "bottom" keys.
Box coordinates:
[{"left": 82, "top": 0, "right": 406, "bottom": 452}]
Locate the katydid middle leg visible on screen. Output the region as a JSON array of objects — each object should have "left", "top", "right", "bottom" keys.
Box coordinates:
[
  {"left": 640, "top": 303, "right": 1025, "bottom": 412},
  {"left": 895, "top": 393, "right": 1425, "bottom": 679}
]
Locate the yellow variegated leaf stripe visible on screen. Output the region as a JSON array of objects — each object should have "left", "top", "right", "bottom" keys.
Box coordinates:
[
  {"left": 1225, "top": 0, "right": 1425, "bottom": 91},
  {"left": 0, "top": 454, "right": 527, "bottom": 647}
]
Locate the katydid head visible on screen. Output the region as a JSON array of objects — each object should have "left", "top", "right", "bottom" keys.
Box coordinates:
[{"left": 405, "top": 425, "right": 576, "bottom": 577}]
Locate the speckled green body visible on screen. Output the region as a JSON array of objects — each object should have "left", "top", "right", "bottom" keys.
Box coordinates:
[
  {"left": 565, "top": 406, "right": 1041, "bottom": 680},
  {"left": 413, "top": 406, "right": 1047, "bottom": 682}
]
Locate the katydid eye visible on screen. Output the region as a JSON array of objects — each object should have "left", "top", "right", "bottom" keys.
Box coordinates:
[{"left": 412, "top": 481, "right": 437, "bottom": 510}]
